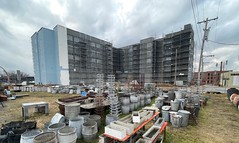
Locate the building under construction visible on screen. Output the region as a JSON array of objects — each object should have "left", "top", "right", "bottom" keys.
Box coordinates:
[
  {"left": 114, "top": 24, "right": 194, "bottom": 85},
  {"left": 32, "top": 24, "right": 194, "bottom": 85}
]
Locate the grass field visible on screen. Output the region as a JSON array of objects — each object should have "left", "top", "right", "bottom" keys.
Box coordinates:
[{"left": 1, "top": 92, "right": 239, "bottom": 143}]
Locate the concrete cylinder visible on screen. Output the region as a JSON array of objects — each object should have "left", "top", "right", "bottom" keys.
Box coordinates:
[
  {"left": 121, "top": 105, "right": 130, "bottom": 114},
  {"left": 57, "top": 126, "right": 77, "bottom": 143},
  {"left": 20, "top": 129, "right": 43, "bottom": 143},
  {"left": 129, "top": 103, "right": 135, "bottom": 111},
  {"left": 33, "top": 132, "right": 57, "bottom": 143},
  {"left": 105, "top": 114, "right": 118, "bottom": 126},
  {"left": 120, "top": 97, "right": 130, "bottom": 105},
  {"left": 65, "top": 103, "right": 81, "bottom": 120},
  {"left": 82, "top": 121, "right": 98, "bottom": 142},
  {"left": 79, "top": 112, "right": 90, "bottom": 122},
  {"left": 69, "top": 117, "right": 84, "bottom": 139},
  {"left": 48, "top": 123, "right": 65, "bottom": 141},
  {"left": 87, "top": 115, "right": 101, "bottom": 129}
]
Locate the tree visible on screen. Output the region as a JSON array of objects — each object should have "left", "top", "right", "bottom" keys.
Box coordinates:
[{"left": 0, "top": 71, "right": 30, "bottom": 83}]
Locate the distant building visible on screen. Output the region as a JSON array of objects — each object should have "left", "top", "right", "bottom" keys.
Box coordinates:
[
  {"left": 220, "top": 71, "right": 239, "bottom": 87},
  {"left": 32, "top": 24, "right": 194, "bottom": 85},
  {"left": 191, "top": 71, "right": 228, "bottom": 86}
]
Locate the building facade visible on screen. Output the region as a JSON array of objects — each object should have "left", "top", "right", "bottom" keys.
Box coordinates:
[
  {"left": 32, "top": 25, "right": 113, "bottom": 85},
  {"left": 32, "top": 24, "right": 194, "bottom": 85},
  {"left": 114, "top": 24, "right": 194, "bottom": 85}
]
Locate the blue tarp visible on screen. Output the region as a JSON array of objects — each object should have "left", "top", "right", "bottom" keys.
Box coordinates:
[{"left": 81, "top": 91, "right": 87, "bottom": 96}]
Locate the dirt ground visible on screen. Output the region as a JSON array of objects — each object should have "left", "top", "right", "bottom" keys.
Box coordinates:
[
  {"left": 1, "top": 92, "right": 239, "bottom": 143},
  {"left": 0, "top": 92, "right": 70, "bottom": 129}
]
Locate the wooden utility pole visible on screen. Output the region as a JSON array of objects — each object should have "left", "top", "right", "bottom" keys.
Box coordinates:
[
  {"left": 197, "top": 17, "right": 218, "bottom": 93},
  {"left": 174, "top": 49, "right": 177, "bottom": 85}
]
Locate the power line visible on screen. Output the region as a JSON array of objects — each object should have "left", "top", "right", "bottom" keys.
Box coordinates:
[
  {"left": 195, "top": 0, "right": 203, "bottom": 40},
  {"left": 214, "top": 0, "right": 222, "bottom": 41},
  {"left": 190, "top": 0, "right": 202, "bottom": 47},
  {"left": 208, "top": 40, "right": 239, "bottom": 45}
]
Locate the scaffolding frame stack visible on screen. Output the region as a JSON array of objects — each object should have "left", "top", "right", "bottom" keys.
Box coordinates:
[
  {"left": 107, "top": 75, "right": 121, "bottom": 117},
  {"left": 95, "top": 74, "right": 105, "bottom": 116}
]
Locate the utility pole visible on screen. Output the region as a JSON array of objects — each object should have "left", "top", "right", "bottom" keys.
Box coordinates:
[
  {"left": 197, "top": 17, "right": 218, "bottom": 93},
  {"left": 174, "top": 49, "right": 177, "bottom": 86}
]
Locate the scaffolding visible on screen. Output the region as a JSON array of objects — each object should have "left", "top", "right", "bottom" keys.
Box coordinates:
[{"left": 107, "top": 75, "right": 121, "bottom": 117}]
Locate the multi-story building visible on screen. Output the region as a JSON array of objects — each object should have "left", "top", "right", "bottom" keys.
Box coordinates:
[
  {"left": 114, "top": 24, "right": 194, "bottom": 85},
  {"left": 32, "top": 25, "right": 113, "bottom": 85},
  {"left": 191, "top": 70, "right": 229, "bottom": 86},
  {"left": 32, "top": 24, "right": 194, "bottom": 85}
]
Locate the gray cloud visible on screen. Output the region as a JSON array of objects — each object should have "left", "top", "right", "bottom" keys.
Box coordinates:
[{"left": 0, "top": 0, "right": 238, "bottom": 76}]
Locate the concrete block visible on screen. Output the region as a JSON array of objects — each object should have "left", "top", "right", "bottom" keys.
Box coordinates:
[
  {"left": 119, "top": 114, "right": 131, "bottom": 122},
  {"left": 115, "top": 121, "right": 134, "bottom": 133},
  {"left": 105, "top": 125, "right": 126, "bottom": 140},
  {"left": 110, "top": 122, "right": 133, "bottom": 135},
  {"left": 144, "top": 111, "right": 154, "bottom": 120},
  {"left": 142, "top": 125, "right": 161, "bottom": 141},
  {"left": 136, "top": 138, "right": 150, "bottom": 143},
  {"left": 154, "top": 117, "right": 165, "bottom": 128},
  {"left": 143, "top": 106, "right": 159, "bottom": 113}
]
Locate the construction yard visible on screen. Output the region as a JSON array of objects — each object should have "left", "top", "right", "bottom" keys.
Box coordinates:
[{"left": 0, "top": 91, "right": 239, "bottom": 143}]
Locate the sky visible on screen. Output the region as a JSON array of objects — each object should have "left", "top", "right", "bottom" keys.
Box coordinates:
[{"left": 0, "top": 0, "right": 239, "bottom": 76}]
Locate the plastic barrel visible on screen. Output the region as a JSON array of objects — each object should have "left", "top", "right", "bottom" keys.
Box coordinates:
[
  {"left": 162, "top": 106, "right": 171, "bottom": 122},
  {"left": 171, "top": 115, "right": 182, "bottom": 128},
  {"left": 178, "top": 110, "right": 191, "bottom": 127},
  {"left": 169, "top": 111, "right": 178, "bottom": 123},
  {"left": 170, "top": 100, "right": 180, "bottom": 111}
]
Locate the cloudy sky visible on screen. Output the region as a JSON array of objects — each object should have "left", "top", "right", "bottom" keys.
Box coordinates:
[{"left": 0, "top": 0, "right": 238, "bottom": 76}]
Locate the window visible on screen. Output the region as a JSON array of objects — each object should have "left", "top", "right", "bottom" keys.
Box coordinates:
[
  {"left": 67, "top": 35, "right": 73, "bottom": 41},
  {"left": 147, "top": 59, "right": 151, "bottom": 63},
  {"left": 74, "top": 37, "right": 80, "bottom": 43},
  {"left": 147, "top": 43, "right": 152, "bottom": 48}
]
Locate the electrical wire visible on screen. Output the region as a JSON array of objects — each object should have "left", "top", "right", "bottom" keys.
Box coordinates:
[
  {"left": 190, "top": 0, "right": 202, "bottom": 47},
  {"left": 208, "top": 40, "right": 239, "bottom": 45},
  {"left": 214, "top": 0, "right": 222, "bottom": 41},
  {"left": 195, "top": 0, "right": 203, "bottom": 39}
]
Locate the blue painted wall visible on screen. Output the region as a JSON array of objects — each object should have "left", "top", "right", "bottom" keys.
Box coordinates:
[{"left": 31, "top": 28, "right": 58, "bottom": 84}]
